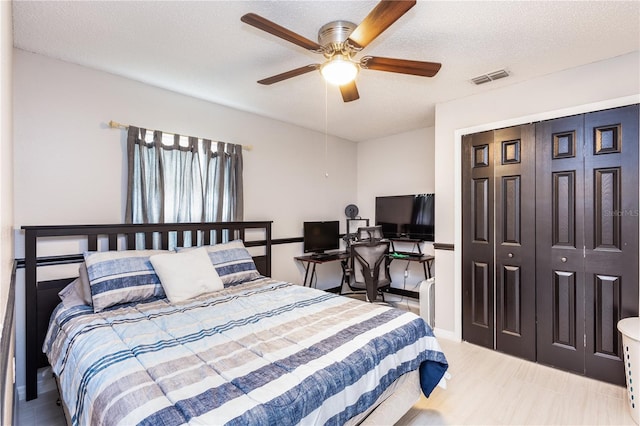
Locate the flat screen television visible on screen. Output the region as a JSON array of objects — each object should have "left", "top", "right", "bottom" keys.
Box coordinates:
[
  {"left": 375, "top": 194, "right": 434, "bottom": 241},
  {"left": 303, "top": 220, "right": 340, "bottom": 255}
]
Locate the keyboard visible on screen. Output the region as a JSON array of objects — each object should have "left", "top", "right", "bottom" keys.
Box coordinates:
[{"left": 311, "top": 253, "right": 339, "bottom": 261}]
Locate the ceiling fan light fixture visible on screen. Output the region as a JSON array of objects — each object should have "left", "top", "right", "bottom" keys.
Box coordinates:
[{"left": 321, "top": 55, "right": 359, "bottom": 86}]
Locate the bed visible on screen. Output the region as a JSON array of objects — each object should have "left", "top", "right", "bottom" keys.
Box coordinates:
[{"left": 23, "top": 221, "right": 448, "bottom": 425}]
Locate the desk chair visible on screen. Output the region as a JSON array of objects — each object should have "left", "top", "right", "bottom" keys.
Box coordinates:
[
  {"left": 356, "top": 226, "right": 384, "bottom": 242},
  {"left": 348, "top": 240, "right": 391, "bottom": 303}
]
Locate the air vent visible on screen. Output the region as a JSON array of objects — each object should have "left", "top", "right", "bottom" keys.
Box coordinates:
[{"left": 471, "top": 69, "right": 510, "bottom": 85}]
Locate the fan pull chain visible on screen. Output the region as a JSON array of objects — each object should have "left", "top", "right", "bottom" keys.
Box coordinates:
[{"left": 324, "top": 80, "right": 329, "bottom": 178}]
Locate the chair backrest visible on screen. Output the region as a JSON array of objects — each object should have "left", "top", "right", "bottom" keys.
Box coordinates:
[
  {"left": 350, "top": 241, "right": 390, "bottom": 284},
  {"left": 356, "top": 226, "right": 384, "bottom": 242}
]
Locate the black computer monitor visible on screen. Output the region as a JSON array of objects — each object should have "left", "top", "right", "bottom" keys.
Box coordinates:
[
  {"left": 375, "top": 194, "right": 434, "bottom": 241},
  {"left": 303, "top": 221, "right": 340, "bottom": 255}
]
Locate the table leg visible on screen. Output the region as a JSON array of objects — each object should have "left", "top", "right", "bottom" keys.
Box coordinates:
[
  {"left": 309, "top": 263, "right": 317, "bottom": 287},
  {"left": 302, "top": 261, "right": 311, "bottom": 286},
  {"left": 339, "top": 259, "right": 350, "bottom": 294}
]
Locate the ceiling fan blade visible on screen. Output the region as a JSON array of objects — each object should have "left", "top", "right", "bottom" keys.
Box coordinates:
[
  {"left": 340, "top": 81, "right": 360, "bottom": 102},
  {"left": 241, "top": 13, "right": 323, "bottom": 52},
  {"left": 360, "top": 56, "right": 441, "bottom": 77},
  {"left": 257, "top": 64, "right": 320, "bottom": 85},
  {"left": 347, "top": 0, "right": 416, "bottom": 49}
]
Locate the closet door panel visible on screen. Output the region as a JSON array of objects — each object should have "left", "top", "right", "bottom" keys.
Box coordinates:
[
  {"left": 494, "top": 125, "right": 536, "bottom": 360},
  {"left": 500, "top": 265, "right": 521, "bottom": 334},
  {"left": 462, "top": 131, "right": 495, "bottom": 348},
  {"left": 472, "top": 261, "right": 491, "bottom": 327},
  {"left": 553, "top": 270, "right": 577, "bottom": 349},
  {"left": 552, "top": 171, "right": 576, "bottom": 247},
  {"left": 593, "top": 274, "right": 621, "bottom": 355},
  {"left": 536, "top": 115, "right": 586, "bottom": 374},
  {"left": 473, "top": 178, "right": 491, "bottom": 242},
  {"left": 583, "top": 104, "right": 639, "bottom": 385}
]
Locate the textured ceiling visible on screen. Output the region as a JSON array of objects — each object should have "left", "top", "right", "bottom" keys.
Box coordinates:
[{"left": 12, "top": 1, "right": 640, "bottom": 142}]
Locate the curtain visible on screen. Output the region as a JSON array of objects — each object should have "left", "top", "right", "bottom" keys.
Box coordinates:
[
  {"left": 202, "top": 140, "right": 244, "bottom": 222},
  {"left": 125, "top": 126, "right": 244, "bottom": 225}
]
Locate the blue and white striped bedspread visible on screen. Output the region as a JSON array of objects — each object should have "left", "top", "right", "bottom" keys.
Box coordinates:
[{"left": 44, "top": 277, "right": 448, "bottom": 425}]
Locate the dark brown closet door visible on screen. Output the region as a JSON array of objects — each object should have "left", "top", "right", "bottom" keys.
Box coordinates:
[
  {"left": 493, "top": 125, "right": 536, "bottom": 360},
  {"left": 536, "top": 105, "right": 639, "bottom": 386},
  {"left": 462, "top": 131, "right": 495, "bottom": 349},
  {"left": 536, "top": 114, "right": 587, "bottom": 375},
  {"left": 583, "top": 105, "right": 639, "bottom": 385}
]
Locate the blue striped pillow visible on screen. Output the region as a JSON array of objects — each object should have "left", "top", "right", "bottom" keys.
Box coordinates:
[
  {"left": 84, "top": 250, "right": 168, "bottom": 313},
  {"left": 178, "top": 240, "right": 261, "bottom": 286}
]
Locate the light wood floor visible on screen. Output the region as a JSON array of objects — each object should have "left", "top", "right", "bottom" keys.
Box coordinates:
[
  {"left": 16, "top": 296, "right": 635, "bottom": 425},
  {"left": 16, "top": 389, "right": 66, "bottom": 426},
  {"left": 397, "top": 338, "right": 635, "bottom": 425}
]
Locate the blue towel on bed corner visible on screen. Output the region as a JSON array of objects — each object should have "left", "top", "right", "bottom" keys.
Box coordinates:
[{"left": 420, "top": 359, "right": 449, "bottom": 397}]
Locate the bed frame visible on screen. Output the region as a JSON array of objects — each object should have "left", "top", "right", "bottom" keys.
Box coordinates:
[{"left": 22, "top": 221, "right": 272, "bottom": 401}]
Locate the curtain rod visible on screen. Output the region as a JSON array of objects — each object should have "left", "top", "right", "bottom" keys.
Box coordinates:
[{"left": 108, "top": 120, "right": 253, "bottom": 151}]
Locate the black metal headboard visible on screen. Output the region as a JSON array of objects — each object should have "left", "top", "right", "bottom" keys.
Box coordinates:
[{"left": 21, "top": 221, "right": 272, "bottom": 400}]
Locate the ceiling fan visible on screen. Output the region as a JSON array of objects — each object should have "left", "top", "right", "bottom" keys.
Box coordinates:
[{"left": 241, "top": 0, "right": 441, "bottom": 103}]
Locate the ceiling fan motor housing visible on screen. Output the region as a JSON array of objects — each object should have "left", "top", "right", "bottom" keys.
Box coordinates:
[{"left": 318, "top": 21, "right": 357, "bottom": 56}]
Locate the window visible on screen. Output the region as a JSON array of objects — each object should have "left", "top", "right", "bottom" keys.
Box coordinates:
[{"left": 125, "top": 126, "right": 243, "bottom": 225}]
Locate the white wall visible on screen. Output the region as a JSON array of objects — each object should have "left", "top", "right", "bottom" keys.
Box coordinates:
[
  {"left": 434, "top": 51, "right": 640, "bottom": 339},
  {"left": 356, "top": 127, "right": 435, "bottom": 219},
  {"left": 0, "top": 0, "right": 14, "bottom": 420},
  {"left": 12, "top": 49, "right": 357, "bottom": 394},
  {"left": 0, "top": 0, "right": 13, "bottom": 318},
  {"left": 356, "top": 127, "right": 436, "bottom": 290}
]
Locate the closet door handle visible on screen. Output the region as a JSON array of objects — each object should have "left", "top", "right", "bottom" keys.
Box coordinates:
[
  {"left": 508, "top": 253, "right": 513, "bottom": 258},
  {"left": 561, "top": 257, "right": 567, "bottom": 263}
]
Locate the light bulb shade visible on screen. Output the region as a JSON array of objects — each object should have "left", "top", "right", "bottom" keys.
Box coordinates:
[{"left": 321, "top": 56, "right": 358, "bottom": 86}]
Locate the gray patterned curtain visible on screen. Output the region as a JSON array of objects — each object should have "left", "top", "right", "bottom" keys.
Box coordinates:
[
  {"left": 202, "top": 140, "right": 244, "bottom": 222},
  {"left": 125, "top": 126, "right": 244, "bottom": 224}
]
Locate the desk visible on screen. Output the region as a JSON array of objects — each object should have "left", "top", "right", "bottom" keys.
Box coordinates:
[
  {"left": 390, "top": 253, "right": 434, "bottom": 280},
  {"left": 294, "top": 252, "right": 349, "bottom": 289},
  {"left": 386, "top": 253, "right": 434, "bottom": 299},
  {"left": 294, "top": 251, "right": 434, "bottom": 296}
]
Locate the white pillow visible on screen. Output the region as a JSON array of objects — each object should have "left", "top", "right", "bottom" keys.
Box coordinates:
[{"left": 150, "top": 247, "right": 223, "bottom": 303}]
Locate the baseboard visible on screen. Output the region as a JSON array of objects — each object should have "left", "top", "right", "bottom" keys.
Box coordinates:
[
  {"left": 16, "top": 367, "right": 56, "bottom": 401},
  {"left": 433, "top": 327, "right": 460, "bottom": 342}
]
